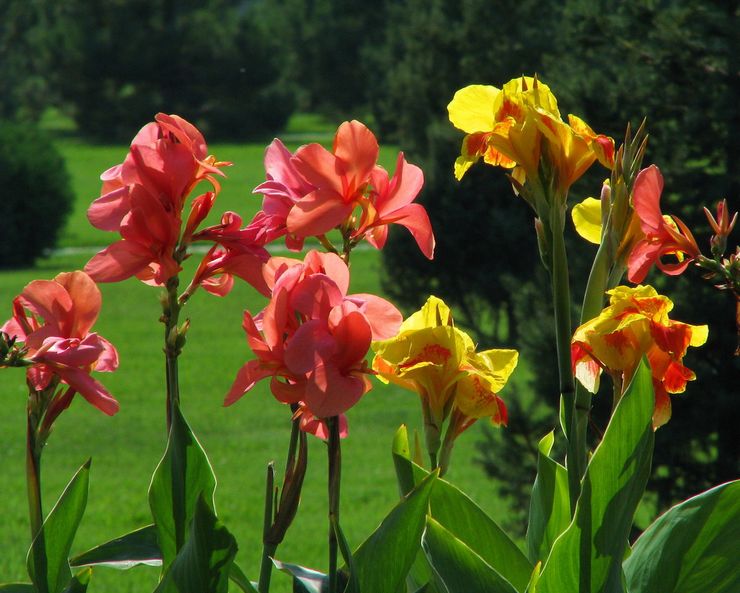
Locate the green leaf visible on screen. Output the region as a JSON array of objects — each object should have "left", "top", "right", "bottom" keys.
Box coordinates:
[
  {"left": 272, "top": 560, "right": 329, "bottom": 593},
  {"left": 228, "top": 562, "right": 259, "bottom": 593},
  {"left": 624, "top": 479, "right": 740, "bottom": 593},
  {"left": 392, "top": 425, "right": 531, "bottom": 592},
  {"left": 148, "top": 404, "right": 217, "bottom": 571},
  {"left": 422, "top": 518, "right": 519, "bottom": 593},
  {"left": 0, "top": 584, "right": 35, "bottom": 592},
  {"left": 154, "top": 495, "right": 237, "bottom": 593},
  {"left": 332, "top": 519, "right": 359, "bottom": 593},
  {"left": 61, "top": 568, "right": 91, "bottom": 593},
  {"left": 28, "top": 459, "right": 91, "bottom": 593},
  {"left": 393, "top": 426, "right": 532, "bottom": 591},
  {"left": 526, "top": 431, "right": 570, "bottom": 563},
  {"left": 70, "top": 524, "right": 161, "bottom": 569},
  {"left": 352, "top": 472, "right": 437, "bottom": 593},
  {"left": 536, "top": 360, "right": 655, "bottom": 593}
]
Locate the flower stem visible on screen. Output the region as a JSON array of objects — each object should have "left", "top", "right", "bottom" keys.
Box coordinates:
[
  {"left": 259, "top": 463, "right": 276, "bottom": 593},
  {"left": 163, "top": 276, "right": 182, "bottom": 433},
  {"left": 26, "top": 411, "right": 47, "bottom": 592},
  {"left": 327, "top": 416, "right": 342, "bottom": 593}
]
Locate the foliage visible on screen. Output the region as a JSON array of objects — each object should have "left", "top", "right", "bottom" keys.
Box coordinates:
[
  {"left": 49, "top": 0, "right": 294, "bottom": 141},
  {"left": 0, "top": 122, "right": 73, "bottom": 268}
]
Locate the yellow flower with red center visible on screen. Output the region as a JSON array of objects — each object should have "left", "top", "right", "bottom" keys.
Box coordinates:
[
  {"left": 571, "top": 285, "right": 707, "bottom": 428},
  {"left": 372, "top": 296, "right": 518, "bottom": 472},
  {"left": 448, "top": 76, "right": 614, "bottom": 195}
]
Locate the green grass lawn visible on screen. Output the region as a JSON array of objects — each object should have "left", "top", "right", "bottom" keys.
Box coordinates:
[{"left": 0, "top": 126, "right": 517, "bottom": 591}]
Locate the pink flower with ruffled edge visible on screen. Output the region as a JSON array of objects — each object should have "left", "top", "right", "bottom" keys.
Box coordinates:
[
  {"left": 2, "top": 271, "right": 119, "bottom": 416},
  {"left": 225, "top": 251, "right": 402, "bottom": 428}
]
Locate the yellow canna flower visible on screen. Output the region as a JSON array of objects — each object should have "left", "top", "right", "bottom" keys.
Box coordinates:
[
  {"left": 372, "top": 295, "right": 518, "bottom": 473},
  {"left": 572, "top": 285, "right": 707, "bottom": 428}
]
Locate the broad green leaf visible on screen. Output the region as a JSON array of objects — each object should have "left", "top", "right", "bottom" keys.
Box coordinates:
[
  {"left": 272, "top": 561, "right": 329, "bottom": 593},
  {"left": 70, "top": 524, "right": 161, "bottom": 569},
  {"left": 228, "top": 562, "right": 258, "bottom": 593},
  {"left": 536, "top": 360, "right": 655, "bottom": 593},
  {"left": 61, "top": 568, "right": 91, "bottom": 593},
  {"left": 352, "top": 472, "right": 437, "bottom": 593},
  {"left": 624, "top": 479, "right": 740, "bottom": 593},
  {"left": 422, "top": 518, "right": 519, "bottom": 593},
  {"left": 0, "top": 585, "right": 35, "bottom": 592},
  {"left": 28, "top": 460, "right": 91, "bottom": 593},
  {"left": 526, "top": 431, "right": 570, "bottom": 563},
  {"left": 154, "top": 495, "right": 237, "bottom": 593},
  {"left": 392, "top": 425, "right": 530, "bottom": 592},
  {"left": 148, "top": 404, "right": 217, "bottom": 570}
]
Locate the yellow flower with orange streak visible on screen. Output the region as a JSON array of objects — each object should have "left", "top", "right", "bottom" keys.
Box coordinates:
[
  {"left": 571, "top": 285, "right": 707, "bottom": 429},
  {"left": 448, "top": 76, "right": 614, "bottom": 195},
  {"left": 372, "top": 296, "right": 517, "bottom": 470}
]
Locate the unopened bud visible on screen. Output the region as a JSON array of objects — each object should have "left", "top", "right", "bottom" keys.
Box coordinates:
[{"left": 534, "top": 218, "right": 552, "bottom": 271}]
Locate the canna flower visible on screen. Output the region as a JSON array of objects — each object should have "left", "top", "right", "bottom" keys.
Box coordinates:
[
  {"left": 372, "top": 296, "right": 517, "bottom": 471},
  {"left": 251, "top": 139, "right": 317, "bottom": 250},
  {"left": 1, "top": 271, "right": 119, "bottom": 417},
  {"left": 226, "top": 251, "right": 402, "bottom": 425},
  {"left": 85, "top": 113, "right": 245, "bottom": 288},
  {"left": 571, "top": 285, "right": 707, "bottom": 428},
  {"left": 356, "top": 153, "right": 435, "bottom": 259},
  {"left": 627, "top": 165, "right": 701, "bottom": 283},
  {"left": 448, "top": 76, "right": 614, "bottom": 204},
  {"left": 249, "top": 121, "right": 435, "bottom": 259},
  {"left": 287, "top": 120, "right": 378, "bottom": 237}
]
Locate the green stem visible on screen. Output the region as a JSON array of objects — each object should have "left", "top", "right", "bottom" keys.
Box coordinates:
[
  {"left": 259, "top": 463, "right": 276, "bottom": 593},
  {"left": 327, "top": 417, "right": 341, "bottom": 593},
  {"left": 164, "top": 277, "right": 181, "bottom": 433},
  {"left": 26, "top": 412, "right": 48, "bottom": 593}
]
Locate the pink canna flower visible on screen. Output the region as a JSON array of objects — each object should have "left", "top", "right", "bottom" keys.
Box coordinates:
[
  {"left": 226, "top": 251, "right": 402, "bottom": 425},
  {"left": 288, "top": 120, "right": 379, "bottom": 238},
  {"left": 85, "top": 113, "right": 234, "bottom": 287},
  {"left": 627, "top": 165, "right": 701, "bottom": 283},
  {"left": 250, "top": 139, "right": 317, "bottom": 250},
  {"left": 358, "top": 153, "right": 435, "bottom": 259},
  {"left": 2, "top": 271, "right": 119, "bottom": 417}
]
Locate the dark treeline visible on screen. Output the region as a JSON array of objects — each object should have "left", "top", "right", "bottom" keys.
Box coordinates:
[{"left": 2, "top": 0, "right": 737, "bottom": 527}]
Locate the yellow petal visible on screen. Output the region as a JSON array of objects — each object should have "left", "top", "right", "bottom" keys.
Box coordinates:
[
  {"left": 471, "top": 348, "right": 519, "bottom": 391},
  {"left": 689, "top": 324, "right": 709, "bottom": 347},
  {"left": 572, "top": 197, "right": 602, "bottom": 244},
  {"left": 448, "top": 85, "right": 500, "bottom": 134}
]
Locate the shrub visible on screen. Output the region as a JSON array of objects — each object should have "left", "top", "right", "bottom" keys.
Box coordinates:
[{"left": 0, "top": 121, "right": 73, "bottom": 268}]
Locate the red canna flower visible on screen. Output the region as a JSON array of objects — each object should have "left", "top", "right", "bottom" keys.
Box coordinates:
[{"left": 627, "top": 165, "right": 701, "bottom": 283}]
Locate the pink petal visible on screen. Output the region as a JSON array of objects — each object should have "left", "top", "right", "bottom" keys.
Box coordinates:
[
  {"left": 627, "top": 240, "right": 661, "bottom": 283},
  {"left": 85, "top": 241, "right": 153, "bottom": 283},
  {"left": 284, "top": 320, "right": 334, "bottom": 375},
  {"left": 94, "top": 336, "right": 119, "bottom": 372},
  {"left": 270, "top": 376, "right": 305, "bottom": 405},
  {"left": 225, "top": 360, "right": 275, "bottom": 406},
  {"left": 390, "top": 203, "right": 435, "bottom": 259},
  {"left": 304, "top": 363, "right": 366, "bottom": 418},
  {"left": 19, "top": 280, "right": 72, "bottom": 330},
  {"left": 332, "top": 121, "right": 379, "bottom": 191},
  {"left": 329, "top": 308, "right": 372, "bottom": 369},
  {"left": 345, "top": 293, "right": 402, "bottom": 340},
  {"left": 377, "top": 153, "right": 424, "bottom": 215},
  {"left": 88, "top": 186, "right": 131, "bottom": 231},
  {"left": 633, "top": 165, "right": 665, "bottom": 234},
  {"left": 53, "top": 271, "right": 102, "bottom": 337},
  {"left": 290, "top": 275, "right": 344, "bottom": 319},
  {"left": 292, "top": 144, "right": 344, "bottom": 195},
  {"left": 286, "top": 189, "right": 354, "bottom": 237},
  {"left": 58, "top": 367, "right": 119, "bottom": 416}
]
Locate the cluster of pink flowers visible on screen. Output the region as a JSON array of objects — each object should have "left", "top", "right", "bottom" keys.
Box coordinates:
[
  {"left": 85, "top": 113, "right": 268, "bottom": 295},
  {"left": 2, "top": 271, "right": 119, "bottom": 417},
  {"left": 225, "top": 250, "right": 402, "bottom": 436},
  {"left": 250, "top": 120, "right": 435, "bottom": 259}
]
